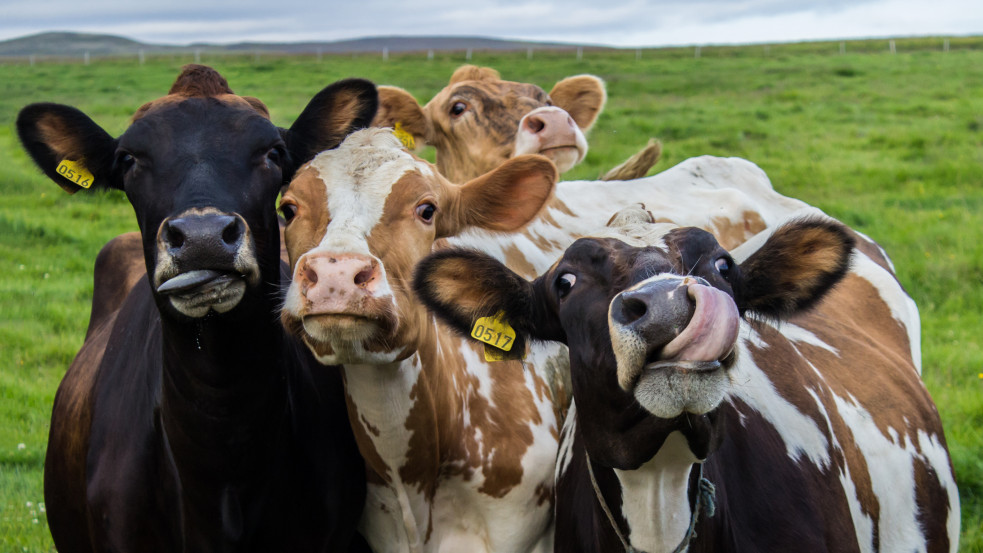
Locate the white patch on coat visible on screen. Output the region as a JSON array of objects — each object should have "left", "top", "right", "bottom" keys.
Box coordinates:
[{"left": 613, "top": 431, "right": 698, "bottom": 553}]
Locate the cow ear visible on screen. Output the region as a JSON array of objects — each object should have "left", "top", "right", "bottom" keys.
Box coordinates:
[
  {"left": 16, "top": 103, "right": 119, "bottom": 194},
  {"left": 285, "top": 78, "right": 379, "bottom": 168},
  {"left": 413, "top": 248, "right": 561, "bottom": 347},
  {"left": 371, "top": 86, "right": 430, "bottom": 147},
  {"left": 548, "top": 75, "right": 607, "bottom": 132},
  {"left": 736, "top": 218, "right": 855, "bottom": 318},
  {"left": 437, "top": 154, "right": 557, "bottom": 237}
]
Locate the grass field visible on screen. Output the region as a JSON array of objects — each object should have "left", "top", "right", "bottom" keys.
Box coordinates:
[{"left": 1, "top": 36, "right": 981, "bottom": 551}]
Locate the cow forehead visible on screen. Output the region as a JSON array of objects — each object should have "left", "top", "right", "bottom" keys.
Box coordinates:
[
  {"left": 302, "top": 129, "right": 436, "bottom": 250},
  {"left": 430, "top": 81, "right": 549, "bottom": 110},
  {"left": 132, "top": 93, "right": 269, "bottom": 123}
]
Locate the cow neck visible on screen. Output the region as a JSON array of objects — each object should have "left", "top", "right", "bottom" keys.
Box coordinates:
[
  {"left": 597, "top": 431, "right": 702, "bottom": 553},
  {"left": 157, "top": 247, "right": 288, "bottom": 546},
  {"left": 338, "top": 318, "right": 467, "bottom": 550}
]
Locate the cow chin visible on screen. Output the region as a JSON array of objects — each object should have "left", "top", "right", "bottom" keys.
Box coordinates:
[
  {"left": 632, "top": 360, "right": 731, "bottom": 419},
  {"left": 166, "top": 277, "right": 248, "bottom": 318},
  {"left": 299, "top": 313, "right": 403, "bottom": 365},
  {"left": 538, "top": 146, "right": 582, "bottom": 173}
]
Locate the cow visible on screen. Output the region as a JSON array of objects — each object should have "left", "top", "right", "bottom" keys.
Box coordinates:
[
  {"left": 371, "top": 64, "right": 662, "bottom": 182},
  {"left": 413, "top": 207, "right": 961, "bottom": 552},
  {"left": 16, "top": 64, "right": 378, "bottom": 553},
  {"left": 278, "top": 128, "right": 562, "bottom": 552}
]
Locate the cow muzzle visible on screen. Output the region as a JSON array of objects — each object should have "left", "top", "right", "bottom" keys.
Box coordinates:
[
  {"left": 283, "top": 250, "right": 399, "bottom": 364},
  {"left": 514, "top": 106, "right": 587, "bottom": 173},
  {"left": 153, "top": 209, "right": 259, "bottom": 318},
  {"left": 609, "top": 276, "right": 739, "bottom": 418}
]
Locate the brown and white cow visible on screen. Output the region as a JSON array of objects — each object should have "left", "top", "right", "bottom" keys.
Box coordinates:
[
  {"left": 414, "top": 209, "right": 960, "bottom": 552},
  {"left": 278, "top": 128, "right": 562, "bottom": 552},
  {"left": 372, "top": 64, "right": 661, "bottom": 182},
  {"left": 17, "top": 65, "right": 378, "bottom": 552}
]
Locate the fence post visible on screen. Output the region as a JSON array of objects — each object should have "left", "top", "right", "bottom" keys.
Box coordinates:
[
  {"left": 528, "top": 47, "right": 533, "bottom": 60},
  {"left": 889, "top": 39, "right": 896, "bottom": 54},
  {"left": 577, "top": 46, "right": 583, "bottom": 61},
  {"left": 139, "top": 49, "right": 145, "bottom": 65},
  {"left": 383, "top": 47, "right": 389, "bottom": 61},
  {"left": 694, "top": 46, "right": 701, "bottom": 59},
  {"left": 84, "top": 51, "right": 90, "bottom": 65},
  {"left": 317, "top": 47, "right": 322, "bottom": 62},
  {"left": 428, "top": 49, "right": 434, "bottom": 61},
  {"left": 195, "top": 48, "right": 201, "bottom": 64},
  {"left": 840, "top": 42, "right": 846, "bottom": 55},
  {"left": 636, "top": 47, "right": 641, "bottom": 61},
  {"left": 944, "top": 39, "right": 950, "bottom": 52},
  {"left": 466, "top": 48, "right": 472, "bottom": 61}
]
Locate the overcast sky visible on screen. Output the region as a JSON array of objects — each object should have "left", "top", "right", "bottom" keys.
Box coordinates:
[{"left": 2, "top": 0, "right": 980, "bottom": 47}]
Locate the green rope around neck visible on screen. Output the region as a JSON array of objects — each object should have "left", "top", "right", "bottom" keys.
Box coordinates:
[{"left": 584, "top": 451, "right": 716, "bottom": 553}]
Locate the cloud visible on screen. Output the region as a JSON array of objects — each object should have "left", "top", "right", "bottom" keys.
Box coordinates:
[{"left": 0, "top": 0, "right": 979, "bottom": 46}]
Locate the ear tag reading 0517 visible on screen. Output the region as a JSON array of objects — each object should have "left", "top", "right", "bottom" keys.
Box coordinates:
[
  {"left": 472, "top": 312, "right": 516, "bottom": 351},
  {"left": 472, "top": 312, "right": 523, "bottom": 362},
  {"left": 56, "top": 159, "right": 94, "bottom": 189}
]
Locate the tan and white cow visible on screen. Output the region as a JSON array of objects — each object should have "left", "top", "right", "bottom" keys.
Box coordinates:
[
  {"left": 372, "top": 64, "right": 660, "bottom": 183},
  {"left": 279, "top": 128, "right": 562, "bottom": 552}
]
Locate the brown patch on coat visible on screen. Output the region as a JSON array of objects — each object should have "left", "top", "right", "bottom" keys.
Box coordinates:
[{"left": 709, "top": 210, "right": 767, "bottom": 250}]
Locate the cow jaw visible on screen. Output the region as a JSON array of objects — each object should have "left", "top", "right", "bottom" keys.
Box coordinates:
[{"left": 609, "top": 275, "right": 739, "bottom": 419}]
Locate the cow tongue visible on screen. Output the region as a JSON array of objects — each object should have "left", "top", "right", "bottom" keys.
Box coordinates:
[{"left": 659, "top": 283, "right": 739, "bottom": 363}]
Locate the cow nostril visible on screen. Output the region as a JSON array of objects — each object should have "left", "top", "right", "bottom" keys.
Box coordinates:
[
  {"left": 616, "top": 296, "right": 648, "bottom": 325},
  {"left": 303, "top": 263, "right": 318, "bottom": 286},
  {"left": 354, "top": 267, "right": 374, "bottom": 287},
  {"left": 221, "top": 217, "right": 244, "bottom": 246},
  {"left": 525, "top": 116, "right": 545, "bottom": 134},
  {"left": 164, "top": 223, "right": 185, "bottom": 250}
]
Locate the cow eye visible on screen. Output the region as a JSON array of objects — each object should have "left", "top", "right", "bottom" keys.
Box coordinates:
[
  {"left": 266, "top": 147, "right": 284, "bottom": 167},
  {"left": 556, "top": 273, "right": 576, "bottom": 298},
  {"left": 116, "top": 151, "right": 136, "bottom": 173},
  {"left": 449, "top": 101, "right": 469, "bottom": 118},
  {"left": 714, "top": 257, "right": 731, "bottom": 275},
  {"left": 279, "top": 200, "right": 298, "bottom": 223},
  {"left": 415, "top": 202, "right": 437, "bottom": 223}
]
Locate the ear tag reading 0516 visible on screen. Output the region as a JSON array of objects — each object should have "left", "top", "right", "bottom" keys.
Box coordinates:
[{"left": 56, "top": 159, "right": 94, "bottom": 189}]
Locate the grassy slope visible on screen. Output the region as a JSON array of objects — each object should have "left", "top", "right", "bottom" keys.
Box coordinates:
[{"left": 0, "top": 38, "right": 980, "bottom": 550}]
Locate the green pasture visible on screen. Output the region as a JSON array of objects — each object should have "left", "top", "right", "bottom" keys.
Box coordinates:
[{"left": 1, "top": 37, "right": 981, "bottom": 551}]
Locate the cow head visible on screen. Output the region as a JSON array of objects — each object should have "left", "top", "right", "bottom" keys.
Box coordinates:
[
  {"left": 414, "top": 217, "right": 854, "bottom": 468},
  {"left": 17, "top": 64, "right": 377, "bottom": 320},
  {"left": 372, "top": 64, "right": 605, "bottom": 182},
  {"left": 279, "top": 128, "right": 557, "bottom": 365}
]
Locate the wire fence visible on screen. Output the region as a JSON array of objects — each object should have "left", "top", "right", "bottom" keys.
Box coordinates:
[{"left": 2, "top": 35, "right": 981, "bottom": 67}]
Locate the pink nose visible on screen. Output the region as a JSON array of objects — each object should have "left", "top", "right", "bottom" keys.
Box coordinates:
[
  {"left": 522, "top": 108, "right": 576, "bottom": 136},
  {"left": 295, "top": 253, "right": 383, "bottom": 314}
]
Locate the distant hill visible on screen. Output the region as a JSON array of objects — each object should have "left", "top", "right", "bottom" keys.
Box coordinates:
[{"left": 0, "top": 31, "right": 599, "bottom": 57}]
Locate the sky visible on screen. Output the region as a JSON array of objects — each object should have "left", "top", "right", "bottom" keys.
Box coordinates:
[{"left": 1, "top": 0, "right": 981, "bottom": 47}]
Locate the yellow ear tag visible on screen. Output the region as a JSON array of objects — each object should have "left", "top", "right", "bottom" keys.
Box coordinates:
[
  {"left": 393, "top": 122, "right": 416, "bottom": 150},
  {"left": 471, "top": 312, "right": 516, "bottom": 352},
  {"left": 56, "top": 159, "right": 94, "bottom": 189}
]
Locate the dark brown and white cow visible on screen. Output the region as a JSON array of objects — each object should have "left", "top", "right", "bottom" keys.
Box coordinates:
[
  {"left": 415, "top": 211, "right": 960, "bottom": 552},
  {"left": 372, "top": 64, "right": 662, "bottom": 182},
  {"left": 278, "top": 128, "right": 562, "bottom": 552},
  {"left": 17, "top": 65, "right": 378, "bottom": 553}
]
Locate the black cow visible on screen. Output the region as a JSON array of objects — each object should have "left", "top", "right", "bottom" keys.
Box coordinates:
[
  {"left": 414, "top": 214, "right": 960, "bottom": 552},
  {"left": 17, "top": 65, "right": 377, "bottom": 552}
]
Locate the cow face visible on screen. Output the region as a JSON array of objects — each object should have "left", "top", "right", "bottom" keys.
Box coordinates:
[
  {"left": 279, "top": 128, "right": 557, "bottom": 365},
  {"left": 372, "top": 65, "right": 605, "bottom": 182},
  {"left": 17, "top": 65, "right": 378, "bottom": 320},
  {"left": 414, "top": 219, "right": 854, "bottom": 467}
]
